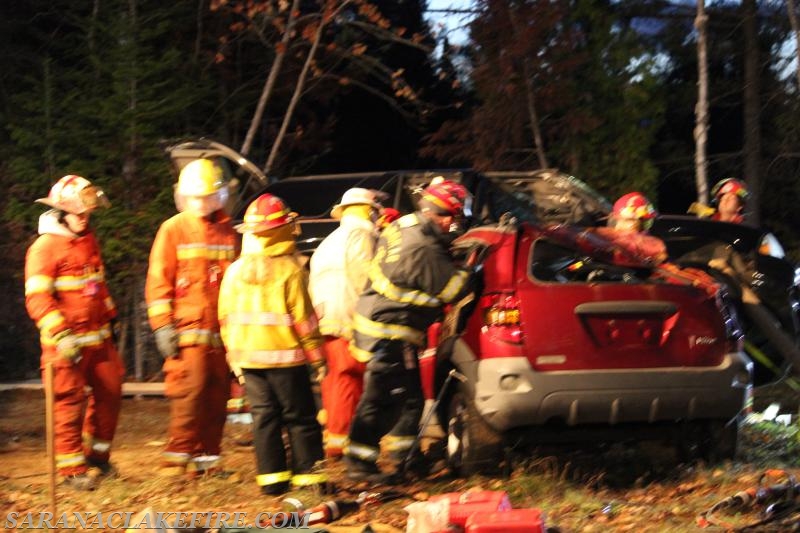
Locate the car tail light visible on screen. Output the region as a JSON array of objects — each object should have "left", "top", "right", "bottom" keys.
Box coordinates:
[{"left": 483, "top": 294, "right": 524, "bottom": 344}]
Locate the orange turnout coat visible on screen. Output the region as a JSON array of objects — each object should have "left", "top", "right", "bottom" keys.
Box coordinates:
[{"left": 25, "top": 210, "right": 123, "bottom": 476}]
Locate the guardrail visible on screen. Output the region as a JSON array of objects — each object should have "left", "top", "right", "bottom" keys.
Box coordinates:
[{"left": 0, "top": 381, "right": 165, "bottom": 396}]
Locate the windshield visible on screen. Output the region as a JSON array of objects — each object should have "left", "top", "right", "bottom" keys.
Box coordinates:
[{"left": 485, "top": 171, "right": 612, "bottom": 226}]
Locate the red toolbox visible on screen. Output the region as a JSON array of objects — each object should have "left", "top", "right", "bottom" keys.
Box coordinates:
[
  {"left": 465, "top": 508, "right": 545, "bottom": 533},
  {"left": 429, "top": 491, "right": 512, "bottom": 527}
]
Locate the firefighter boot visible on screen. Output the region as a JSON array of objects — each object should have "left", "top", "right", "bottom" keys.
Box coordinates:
[
  {"left": 261, "top": 481, "right": 290, "bottom": 496},
  {"left": 87, "top": 458, "right": 118, "bottom": 479},
  {"left": 63, "top": 473, "right": 97, "bottom": 491},
  {"left": 343, "top": 456, "right": 402, "bottom": 485}
]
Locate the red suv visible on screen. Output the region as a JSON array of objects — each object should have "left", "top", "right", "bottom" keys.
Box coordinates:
[{"left": 429, "top": 215, "right": 752, "bottom": 475}]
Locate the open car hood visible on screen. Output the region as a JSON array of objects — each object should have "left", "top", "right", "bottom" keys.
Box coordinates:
[{"left": 164, "top": 139, "right": 270, "bottom": 215}]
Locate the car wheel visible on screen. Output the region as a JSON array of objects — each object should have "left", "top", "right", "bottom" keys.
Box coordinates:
[
  {"left": 675, "top": 419, "right": 738, "bottom": 463},
  {"left": 445, "top": 390, "right": 503, "bottom": 476}
]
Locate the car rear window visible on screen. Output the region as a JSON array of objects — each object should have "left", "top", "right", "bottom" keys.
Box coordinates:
[{"left": 530, "top": 239, "right": 647, "bottom": 284}]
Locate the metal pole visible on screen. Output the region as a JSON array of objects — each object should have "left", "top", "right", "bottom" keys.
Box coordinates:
[
  {"left": 44, "top": 361, "right": 57, "bottom": 516},
  {"left": 401, "top": 368, "right": 467, "bottom": 474}
]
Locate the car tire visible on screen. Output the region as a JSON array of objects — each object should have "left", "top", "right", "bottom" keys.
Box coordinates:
[
  {"left": 445, "top": 390, "right": 503, "bottom": 476},
  {"left": 675, "top": 419, "right": 738, "bottom": 463}
]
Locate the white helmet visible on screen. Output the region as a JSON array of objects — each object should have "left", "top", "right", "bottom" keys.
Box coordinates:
[{"left": 36, "top": 175, "right": 110, "bottom": 214}]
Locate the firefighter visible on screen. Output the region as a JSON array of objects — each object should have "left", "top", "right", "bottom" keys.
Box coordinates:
[
  {"left": 343, "top": 180, "right": 476, "bottom": 483},
  {"left": 599, "top": 191, "right": 667, "bottom": 266},
  {"left": 25, "top": 175, "right": 123, "bottom": 490},
  {"left": 145, "top": 158, "right": 237, "bottom": 478},
  {"left": 218, "top": 193, "right": 327, "bottom": 496},
  {"left": 687, "top": 178, "right": 749, "bottom": 224},
  {"left": 710, "top": 178, "right": 749, "bottom": 224},
  {"left": 308, "top": 188, "right": 386, "bottom": 458}
]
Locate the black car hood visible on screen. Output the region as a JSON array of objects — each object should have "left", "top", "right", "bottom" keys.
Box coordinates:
[{"left": 650, "top": 215, "right": 766, "bottom": 256}]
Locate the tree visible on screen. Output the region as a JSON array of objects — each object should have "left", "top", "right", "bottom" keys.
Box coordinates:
[
  {"left": 694, "top": 0, "right": 709, "bottom": 205},
  {"left": 0, "top": 0, "right": 220, "bottom": 378},
  {"left": 423, "top": 0, "right": 663, "bottom": 199},
  {"left": 742, "top": 0, "right": 762, "bottom": 225},
  {"left": 212, "top": 0, "right": 438, "bottom": 175}
]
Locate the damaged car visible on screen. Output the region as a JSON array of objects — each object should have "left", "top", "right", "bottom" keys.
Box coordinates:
[{"left": 425, "top": 172, "right": 753, "bottom": 474}]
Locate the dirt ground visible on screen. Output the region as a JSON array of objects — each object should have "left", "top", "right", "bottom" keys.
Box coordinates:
[{"left": 2, "top": 387, "right": 800, "bottom": 532}]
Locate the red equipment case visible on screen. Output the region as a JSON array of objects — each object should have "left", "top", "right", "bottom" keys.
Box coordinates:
[
  {"left": 429, "top": 491, "right": 512, "bottom": 527},
  {"left": 464, "top": 508, "right": 545, "bottom": 533}
]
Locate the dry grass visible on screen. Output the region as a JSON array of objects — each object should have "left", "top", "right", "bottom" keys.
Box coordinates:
[{"left": 2, "top": 389, "right": 800, "bottom": 532}]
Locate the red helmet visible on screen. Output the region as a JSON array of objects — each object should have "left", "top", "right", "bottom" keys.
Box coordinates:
[
  {"left": 379, "top": 207, "right": 401, "bottom": 226},
  {"left": 36, "top": 175, "right": 110, "bottom": 214},
  {"left": 711, "top": 178, "right": 749, "bottom": 206},
  {"left": 235, "top": 194, "right": 295, "bottom": 234},
  {"left": 611, "top": 192, "right": 657, "bottom": 225},
  {"left": 421, "top": 179, "right": 470, "bottom": 216}
]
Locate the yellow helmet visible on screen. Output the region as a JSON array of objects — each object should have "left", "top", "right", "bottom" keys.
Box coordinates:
[
  {"left": 174, "top": 159, "right": 229, "bottom": 216},
  {"left": 177, "top": 159, "right": 225, "bottom": 196}
]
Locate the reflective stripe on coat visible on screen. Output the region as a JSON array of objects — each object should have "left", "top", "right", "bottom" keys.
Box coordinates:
[
  {"left": 351, "top": 213, "right": 473, "bottom": 358},
  {"left": 25, "top": 212, "right": 117, "bottom": 342},
  {"left": 218, "top": 234, "right": 325, "bottom": 371},
  {"left": 145, "top": 211, "right": 238, "bottom": 344}
]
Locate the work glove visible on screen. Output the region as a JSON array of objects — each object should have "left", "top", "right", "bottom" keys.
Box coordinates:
[
  {"left": 308, "top": 360, "right": 327, "bottom": 385},
  {"left": 53, "top": 330, "right": 82, "bottom": 363},
  {"left": 154, "top": 325, "right": 179, "bottom": 359}
]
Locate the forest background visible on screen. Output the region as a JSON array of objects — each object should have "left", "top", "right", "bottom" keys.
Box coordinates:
[{"left": 0, "top": 0, "right": 798, "bottom": 380}]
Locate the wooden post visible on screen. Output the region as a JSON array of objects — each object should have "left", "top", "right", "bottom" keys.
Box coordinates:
[{"left": 44, "top": 361, "right": 57, "bottom": 516}]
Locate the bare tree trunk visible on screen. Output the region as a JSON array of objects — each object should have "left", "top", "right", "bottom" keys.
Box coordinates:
[
  {"left": 786, "top": 0, "right": 800, "bottom": 92},
  {"left": 263, "top": 10, "right": 330, "bottom": 175},
  {"left": 743, "top": 0, "right": 761, "bottom": 225},
  {"left": 507, "top": 4, "right": 548, "bottom": 168},
  {"left": 127, "top": 0, "right": 140, "bottom": 381},
  {"left": 522, "top": 65, "right": 549, "bottom": 169},
  {"left": 240, "top": 0, "right": 302, "bottom": 158},
  {"left": 693, "top": 0, "right": 710, "bottom": 205},
  {"left": 134, "top": 277, "right": 145, "bottom": 381}
]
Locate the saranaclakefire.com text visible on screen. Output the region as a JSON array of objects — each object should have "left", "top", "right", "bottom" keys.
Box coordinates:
[{"left": 5, "top": 511, "right": 310, "bottom": 529}]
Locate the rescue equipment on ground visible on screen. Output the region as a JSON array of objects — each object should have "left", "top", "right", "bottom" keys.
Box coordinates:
[
  {"left": 280, "top": 490, "right": 406, "bottom": 526},
  {"left": 405, "top": 489, "right": 548, "bottom": 533},
  {"left": 698, "top": 469, "right": 800, "bottom": 530}
]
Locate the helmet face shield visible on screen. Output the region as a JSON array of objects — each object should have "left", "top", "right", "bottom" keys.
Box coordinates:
[
  {"left": 610, "top": 192, "right": 657, "bottom": 232},
  {"left": 711, "top": 178, "right": 749, "bottom": 206},
  {"left": 79, "top": 185, "right": 111, "bottom": 212},
  {"left": 175, "top": 188, "right": 228, "bottom": 217}
]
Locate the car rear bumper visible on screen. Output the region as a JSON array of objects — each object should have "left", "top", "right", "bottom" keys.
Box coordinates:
[{"left": 463, "top": 352, "right": 752, "bottom": 432}]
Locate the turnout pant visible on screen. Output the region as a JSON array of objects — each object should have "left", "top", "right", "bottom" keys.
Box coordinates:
[
  {"left": 243, "top": 365, "right": 324, "bottom": 491},
  {"left": 162, "top": 344, "right": 229, "bottom": 469},
  {"left": 41, "top": 341, "right": 124, "bottom": 476},
  {"left": 320, "top": 336, "right": 366, "bottom": 457},
  {"left": 345, "top": 340, "right": 424, "bottom": 465}
]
